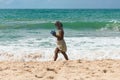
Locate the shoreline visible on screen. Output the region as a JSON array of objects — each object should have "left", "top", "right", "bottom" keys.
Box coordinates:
[{"left": 0, "top": 59, "right": 120, "bottom": 80}]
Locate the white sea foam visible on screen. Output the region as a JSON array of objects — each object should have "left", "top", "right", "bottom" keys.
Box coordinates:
[
  {"left": 99, "top": 20, "right": 120, "bottom": 32},
  {"left": 0, "top": 37, "right": 120, "bottom": 61}
]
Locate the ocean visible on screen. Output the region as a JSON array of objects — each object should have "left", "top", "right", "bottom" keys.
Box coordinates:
[{"left": 0, "top": 9, "right": 120, "bottom": 61}]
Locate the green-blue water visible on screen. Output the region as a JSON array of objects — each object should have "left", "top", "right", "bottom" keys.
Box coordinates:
[
  {"left": 0, "top": 9, "right": 120, "bottom": 30},
  {"left": 0, "top": 9, "right": 120, "bottom": 61}
]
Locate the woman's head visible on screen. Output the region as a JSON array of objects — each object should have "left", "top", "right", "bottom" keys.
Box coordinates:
[{"left": 55, "top": 21, "right": 63, "bottom": 29}]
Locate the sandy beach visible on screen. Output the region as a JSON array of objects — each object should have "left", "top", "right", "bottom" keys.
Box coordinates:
[{"left": 0, "top": 59, "right": 119, "bottom": 80}]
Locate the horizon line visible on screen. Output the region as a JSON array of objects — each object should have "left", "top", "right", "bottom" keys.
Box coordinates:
[{"left": 0, "top": 7, "right": 120, "bottom": 9}]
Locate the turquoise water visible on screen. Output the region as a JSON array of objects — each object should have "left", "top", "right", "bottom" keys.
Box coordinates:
[
  {"left": 0, "top": 9, "right": 120, "bottom": 30},
  {"left": 0, "top": 9, "right": 120, "bottom": 61}
]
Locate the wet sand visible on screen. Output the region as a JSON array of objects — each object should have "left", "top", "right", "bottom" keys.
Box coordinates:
[{"left": 0, "top": 59, "right": 120, "bottom": 80}]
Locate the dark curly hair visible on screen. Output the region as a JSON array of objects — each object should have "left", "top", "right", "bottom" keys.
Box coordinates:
[{"left": 55, "top": 21, "right": 63, "bottom": 27}]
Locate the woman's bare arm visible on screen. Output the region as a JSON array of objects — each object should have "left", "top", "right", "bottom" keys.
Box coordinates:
[{"left": 53, "top": 30, "right": 64, "bottom": 40}]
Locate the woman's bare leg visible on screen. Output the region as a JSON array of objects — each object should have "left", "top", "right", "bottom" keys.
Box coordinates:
[
  {"left": 61, "top": 52, "right": 69, "bottom": 60},
  {"left": 54, "top": 48, "right": 60, "bottom": 61}
]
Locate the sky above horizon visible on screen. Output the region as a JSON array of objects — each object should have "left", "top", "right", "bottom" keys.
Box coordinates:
[{"left": 0, "top": 0, "right": 120, "bottom": 9}]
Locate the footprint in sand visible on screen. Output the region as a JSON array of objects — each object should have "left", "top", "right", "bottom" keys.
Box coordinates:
[
  {"left": 35, "top": 75, "right": 43, "bottom": 78},
  {"left": 103, "top": 69, "right": 107, "bottom": 73},
  {"left": 47, "top": 76, "right": 54, "bottom": 79},
  {"left": 46, "top": 68, "right": 57, "bottom": 74}
]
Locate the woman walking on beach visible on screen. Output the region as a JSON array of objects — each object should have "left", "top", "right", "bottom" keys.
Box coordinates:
[{"left": 51, "top": 21, "right": 69, "bottom": 61}]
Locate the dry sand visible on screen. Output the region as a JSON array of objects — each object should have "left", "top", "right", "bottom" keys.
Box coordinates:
[{"left": 0, "top": 59, "right": 120, "bottom": 80}]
